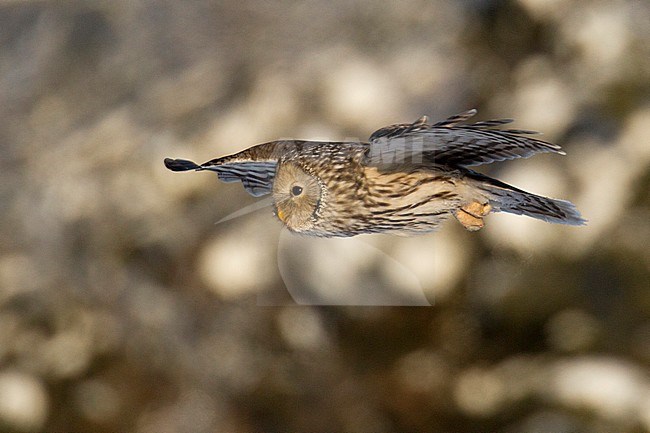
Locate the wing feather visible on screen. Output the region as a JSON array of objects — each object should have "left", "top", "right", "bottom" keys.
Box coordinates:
[
  {"left": 367, "top": 109, "right": 563, "bottom": 167},
  {"left": 164, "top": 141, "right": 286, "bottom": 197}
]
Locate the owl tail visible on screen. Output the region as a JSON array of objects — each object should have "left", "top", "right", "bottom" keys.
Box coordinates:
[{"left": 471, "top": 172, "right": 586, "bottom": 226}]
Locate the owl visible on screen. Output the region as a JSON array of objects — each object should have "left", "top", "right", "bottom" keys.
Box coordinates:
[{"left": 164, "top": 109, "right": 585, "bottom": 237}]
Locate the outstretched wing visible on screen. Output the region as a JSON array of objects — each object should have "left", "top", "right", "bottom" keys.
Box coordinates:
[
  {"left": 367, "top": 109, "right": 564, "bottom": 167},
  {"left": 164, "top": 141, "right": 288, "bottom": 197}
]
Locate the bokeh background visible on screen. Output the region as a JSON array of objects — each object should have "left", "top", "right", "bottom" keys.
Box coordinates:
[{"left": 1, "top": 0, "right": 650, "bottom": 432}]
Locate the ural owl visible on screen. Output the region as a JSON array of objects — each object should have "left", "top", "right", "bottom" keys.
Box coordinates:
[{"left": 165, "top": 109, "right": 585, "bottom": 237}]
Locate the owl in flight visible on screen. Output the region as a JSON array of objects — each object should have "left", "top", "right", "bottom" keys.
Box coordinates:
[{"left": 165, "top": 109, "right": 585, "bottom": 237}]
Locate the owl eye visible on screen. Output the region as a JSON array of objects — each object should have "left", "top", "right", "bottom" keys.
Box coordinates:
[{"left": 291, "top": 185, "right": 304, "bottom": 196}]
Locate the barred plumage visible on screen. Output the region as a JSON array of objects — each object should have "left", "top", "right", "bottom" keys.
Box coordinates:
[{"left": 164, "top": 109, "right": 586, "bottom": 237}]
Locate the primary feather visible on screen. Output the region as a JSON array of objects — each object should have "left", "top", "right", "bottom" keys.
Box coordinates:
[{"left": 367, "top": 109, "right": 564, "bottom": 167}]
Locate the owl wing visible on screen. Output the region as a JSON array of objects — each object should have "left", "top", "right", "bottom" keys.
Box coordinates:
[
  {"left": 164, "top": 141, "right": 289, "bottom": 197},
  {"left": 367, "top": 109, "right": 564, "bottom": 167}
]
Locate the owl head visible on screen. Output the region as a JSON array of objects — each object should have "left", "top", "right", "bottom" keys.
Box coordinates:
[{"left": 272, "top": 163, "right": 324, "bottom": 232}]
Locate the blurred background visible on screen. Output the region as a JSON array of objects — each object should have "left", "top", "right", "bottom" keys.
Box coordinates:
[{"left": 1, "top": 0, "right": 649, "bottom": 431}]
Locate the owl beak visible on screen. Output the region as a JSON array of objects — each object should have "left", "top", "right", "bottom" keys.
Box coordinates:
[{"left": 277, "top": 208, "right": 286, "bottom": 223}]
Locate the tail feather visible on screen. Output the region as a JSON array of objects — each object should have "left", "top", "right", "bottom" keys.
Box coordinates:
[{"left": 471, "top": 173, "right": 586, "bottom": 226}]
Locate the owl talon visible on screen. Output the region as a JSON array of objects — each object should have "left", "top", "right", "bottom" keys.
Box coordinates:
[
  {"left": 455, "top": 209, "right": 484, "bottom": 231},
  {"left": 455, "top": 202, "right": 492, "bottom": 231}
]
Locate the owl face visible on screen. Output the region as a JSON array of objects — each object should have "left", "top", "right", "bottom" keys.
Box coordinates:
[{"left": 272, "top": 163, "right": 323, "bottom": 232}]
